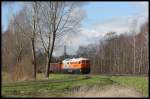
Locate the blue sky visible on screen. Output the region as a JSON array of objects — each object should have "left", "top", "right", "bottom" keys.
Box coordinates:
[
  {"left": 2, "top": 2, "right": 23, "bottom": 32},
  {"left": 2, "top": 2, "right": 147, "bottom": 32},
  {"left": 2, "top": 2, "right": 148, "bottom": 56},
  {"left": 82, "top": 2, "right": 146, "bottom": 29}
]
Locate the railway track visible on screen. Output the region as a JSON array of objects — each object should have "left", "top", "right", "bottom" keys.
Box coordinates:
[{"left": 3, "top": 75, "right": 91, "bottom": 87}]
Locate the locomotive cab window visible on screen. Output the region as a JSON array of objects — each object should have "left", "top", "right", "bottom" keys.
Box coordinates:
[{"left": 82, "top": 60, "right": 86, "bottom": 64}]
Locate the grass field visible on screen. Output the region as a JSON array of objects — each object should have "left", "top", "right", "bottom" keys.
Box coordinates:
[
  {"left": 2, "top": 73, "right": 149, "bottom": 97},
  {"left": 110, "top": 76, "right": 149, "bottom": 97}
]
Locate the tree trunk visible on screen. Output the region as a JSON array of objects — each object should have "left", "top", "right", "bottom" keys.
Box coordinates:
[
  {"left": 139, "top": 48, "right": 143, "bottom": 74},
  {"left": 133, "top": 36, "right": 136, "bottom": 74},
  {"left": 45, "top": 56, "right": 50, "bottom": 78},
  {"left": 31, "top": 38, "right": 36, "bottom": 79},
  {"left": 45, "top": 32, "right": 56, "bottom": 78}
]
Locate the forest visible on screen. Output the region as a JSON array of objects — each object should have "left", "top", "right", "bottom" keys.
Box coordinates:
[{"left": 76, "top": 22, "right": 149, "bottom": 75}]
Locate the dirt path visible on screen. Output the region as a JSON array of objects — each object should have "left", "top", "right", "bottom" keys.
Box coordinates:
[{"left": 69, "top": 84, "right": 143, "bottom": 97}]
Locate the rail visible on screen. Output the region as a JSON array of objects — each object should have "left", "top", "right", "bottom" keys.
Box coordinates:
[{"left": 2, "top": 75, "right": 91, "bottom": 87}]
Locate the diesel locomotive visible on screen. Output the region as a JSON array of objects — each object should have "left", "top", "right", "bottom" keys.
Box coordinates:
[
  {"left": 61, "top": 58, "right": 90, "bottom": 74},
  {"left": 49, "top": 58, "right": 90, "bottom": 74}
]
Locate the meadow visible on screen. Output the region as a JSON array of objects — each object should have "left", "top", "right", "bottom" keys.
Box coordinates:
[{"left": 2, "top": 73, "right": 148, "bottom": 97}]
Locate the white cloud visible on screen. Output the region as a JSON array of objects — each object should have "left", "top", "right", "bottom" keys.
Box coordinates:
[
  {"left": 53, "top": 27, "right": 102, "bottom": 56},
  {"left": 131, "top": 2, "right": 148, "bottom": 16},
  {"left": 94, "top": 14, "right": 148, "bottom": 36},
  {"left": 53, "top": 2, "right": 149, "bottom": 56},
  {"left": 132, "top": 2, "right": 148, "bottom": 9},
  {"left": 53, "top": 12, "right": 148, "bottom": 57}
]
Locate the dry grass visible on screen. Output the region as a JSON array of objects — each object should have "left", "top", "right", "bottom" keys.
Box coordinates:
[
  {"left": 2, "top": 72, "right": 12, "bottom": 83},
  {"left": 69, "top": 84, "right": 143, "bottom": 97},
  {"left": 2, "top": 57, "right": 34, "bottom": 83}
]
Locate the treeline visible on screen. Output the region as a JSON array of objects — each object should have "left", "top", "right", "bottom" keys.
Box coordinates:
[{"left": 76, "top": 22, "right": 149, "bottom": 75}]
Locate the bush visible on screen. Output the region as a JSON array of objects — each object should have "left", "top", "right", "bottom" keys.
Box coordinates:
[{"left": 10, "top": 57, "right": 33, "bottom": 81}]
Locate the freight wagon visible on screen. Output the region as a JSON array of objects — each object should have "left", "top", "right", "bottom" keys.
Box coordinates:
[
  {"left": 49, "top": 62, "right": 61, "bottom": 73},
  {"left": 49, "top": 58, "right": 90, "bottom": 74}
]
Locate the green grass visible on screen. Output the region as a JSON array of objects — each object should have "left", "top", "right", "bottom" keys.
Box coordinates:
[
  {"left": 37, "top": 73, "right": 76, "bottom": 80},
  {"left": 2, "top": 74, "right": 114, "bottom": 97},
  {"left": 2, "top": 73, "right": 148, "bottom": 97},
  {"left": 110, "top": 76, "right": 149, "bottom": 97}
]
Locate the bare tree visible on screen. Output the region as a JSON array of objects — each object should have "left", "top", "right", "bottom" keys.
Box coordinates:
[
  {"left": 8, "top": 2, "right": 41, "bottom": 79},
  {"left": 38, "top": 2, "right": 85, "bottom": 78},
  {"left": 2, "top": 15, "right": 33, "bottom": 81},
  {"left": 76, "top": 21, "right": 148, "bottom": 75},
  {"left": 131, "top": 19, "right": 137, "bottom": 74}
]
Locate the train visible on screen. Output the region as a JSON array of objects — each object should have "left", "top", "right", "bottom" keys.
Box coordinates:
[{"left": 49, "top": 58, "right": 90, "bottom": 74}]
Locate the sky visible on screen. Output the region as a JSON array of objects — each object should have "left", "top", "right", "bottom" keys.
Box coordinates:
[{"left": 2, "top": 1, "right": 149, "bottom": 56}]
